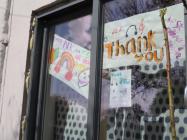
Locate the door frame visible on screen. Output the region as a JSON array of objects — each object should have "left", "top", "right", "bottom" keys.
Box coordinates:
[
  {"left": 24, "top": 0, "right": 187, "bottom": 140},
  {"left": 24, "top": 0, "right": 104, "bottom": 140}
]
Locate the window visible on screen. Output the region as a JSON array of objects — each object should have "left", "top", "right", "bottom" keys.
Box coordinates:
[
  {"left": 42, "top": 14, "right": 92, "bottom": 140},
  {"left": 25, "top": 1, "right": 93, "bottom": 140},
  {"left": 25, "top": 0, "right": 187, "bottom": 140},
  {"left": 100, "top": 1, "right": 187, "bottom": 140}
]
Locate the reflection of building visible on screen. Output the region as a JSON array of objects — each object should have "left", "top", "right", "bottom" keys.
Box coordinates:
[{"left": 0, "top": 0, "right": 187, "bottom": 140}]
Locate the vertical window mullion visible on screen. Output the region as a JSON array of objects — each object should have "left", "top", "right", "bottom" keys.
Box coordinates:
[
  {"left": 87, "top": 0, "right": 104, "bottom": 140},
  {"left": 185, "top": 8, "right": 187, "bottom": 106},
  {"left": 35, "top": 26, "right": 50, "bottom": 140}
]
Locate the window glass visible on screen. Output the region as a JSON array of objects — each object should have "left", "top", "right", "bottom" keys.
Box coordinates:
[
  {"left": 43, "top": 14, "right": 92, "bottom": 140},
  {"left": 100, "top": 1, "right": 187, "bottom": 140}
]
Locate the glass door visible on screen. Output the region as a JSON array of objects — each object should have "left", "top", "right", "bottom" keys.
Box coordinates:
[{"left": 100, "top": 0, "right": 187, "bottom": 140}]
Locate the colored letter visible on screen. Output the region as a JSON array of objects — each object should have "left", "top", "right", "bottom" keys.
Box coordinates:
[
  {"left": 145, "top": 52, "right": 153, "bottom": 61},
  {"left": 115, "top": 40, "right": 125, "bottom": 56},
  {"left": 154, "top": 48, "right": 164, "bottom": 63},
  {"left": 148, "top": 30, "right": 156, "bottom": 51},
  {"left": 104, "top": 42, "right": 113, "bottom": 58},
  {"left": 125, "top": 38, "right": 136, "bottom": 55}
]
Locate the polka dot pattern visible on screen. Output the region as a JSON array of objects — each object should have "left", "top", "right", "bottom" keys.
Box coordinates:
[
  {"left": 52, "top": 61, "right": 186, "bottom": 140},
  {"left": 54, "top": 98, "right": 87, "bottom": 140},
  {"left": 105, "top": 61, "right": 187, "bottom": 140},
  {"left": 106, "top": 109, "right": 187, "bottom": 140},
  {"left": 139, "top": 59, "right": 185, "bottom": 74},
  {"left": 140, "top": 109, "right": 187, "bottom": 140}
]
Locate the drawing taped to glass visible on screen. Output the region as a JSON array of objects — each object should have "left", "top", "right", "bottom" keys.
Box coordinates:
[
  {"left": 102, "top": 3, "right": 185, "bottom": 115},
  {"left": 103, "top": 4, "right": 185, "bottom": 74},
  {"left": 43, "top": 14, "right": 92, "bottom": 140},
  {"left": 110, "top": 70, "right": 132, "bottom": 108},
  {"left": 49, "top": 34, "right": 90, "bottom": 99},
  {"left": 100, "top": 2, "right": 186, "bottom": 140}
]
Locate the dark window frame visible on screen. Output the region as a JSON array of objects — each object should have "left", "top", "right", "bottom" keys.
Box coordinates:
[
  {"left": 24, "top": 0, "right": 103, "bottom": 140},
  {"left": 24, "top": 0, "right": 187, "bottom": 140}
]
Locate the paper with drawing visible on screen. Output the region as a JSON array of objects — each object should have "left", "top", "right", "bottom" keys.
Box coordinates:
[
  {"left": 103, "top": 4, "right": 185, "bottom": 73},
  {"left": 49, "top": 34, "right": 90, "bottom": 99}
]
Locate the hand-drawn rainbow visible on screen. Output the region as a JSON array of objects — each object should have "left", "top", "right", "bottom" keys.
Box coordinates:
[{"left": 54, "top": 52, "right": 75, "bottom": 81}]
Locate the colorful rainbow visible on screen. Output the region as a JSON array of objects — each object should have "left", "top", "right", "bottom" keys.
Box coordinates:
[{"left": 54, "top": 52, "right": 75, "bottom": 81}]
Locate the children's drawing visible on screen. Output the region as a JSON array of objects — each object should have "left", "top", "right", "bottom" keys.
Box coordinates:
[
  {"left": 49, "top": 48, "right": 59, "bottom": 64},
  {"left": 78, "top": 68, "right": 89, "bottom": 88},
  {"left": 139, "top": 18, "right": 145, "bottom": 34},
  {"left": 167, "top": 16, "right": 185, "bottom": 60},
  {"left": 54, "top": 52, "right": 75, "bottom": 81},
  {"left": 49, "top": 34, "right": 90, "bottom": 99},
  {"left": 103, "top": 3, "right": 185, "bottom": 74}
]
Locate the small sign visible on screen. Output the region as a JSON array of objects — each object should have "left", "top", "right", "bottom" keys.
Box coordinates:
[{"left": 110, "top": 70, "right": 132, "bottom": 108}]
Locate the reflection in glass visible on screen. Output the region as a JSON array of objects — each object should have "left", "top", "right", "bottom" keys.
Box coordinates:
[
  {"left": 43, "top": 15, "right": 92, "bottom": 140},
  {"left": 100, "top": 1, "right": 186, "bottom": 140},
  {"left": 104, "top": 0, "right": 181, "bottom": 23}
]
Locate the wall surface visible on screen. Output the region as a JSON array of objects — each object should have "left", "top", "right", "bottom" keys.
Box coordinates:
[{"left": 0, "top": 0, "right": 55, "bottom": 139}]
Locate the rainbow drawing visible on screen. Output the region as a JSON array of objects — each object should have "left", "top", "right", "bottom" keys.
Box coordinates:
[{"left": 54, "top": 52, "right": 75, "bottom": 81}]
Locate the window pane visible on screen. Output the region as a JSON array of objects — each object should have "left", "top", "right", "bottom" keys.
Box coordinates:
[
  {"left": 43, "top": 14, "right": 92, "bottom": 140},
  {"left": 100, "top": 1, "right": 187, "bottom": 140}
]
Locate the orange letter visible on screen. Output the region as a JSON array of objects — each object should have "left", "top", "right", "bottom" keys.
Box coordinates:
[
  {"left": 125, "top": 38, "right": 136, "bottom": 55},
  {"left": 154, "top": 48, "right": 164, "bottom": 63},
  {"left": 137, "top": 36, "right": 142, "bottom": 53},
  {"left": 143, "top": 36, "right": 148, "bottom": 51},
  {"left": 148, "top": 30, "right": 156, "bottom": 51},
  {"left": 104, "top": 42, "right": 113, "bottom": 58},
  {"left": 116, "top": 40, "right": 125, "bottom": 56}
]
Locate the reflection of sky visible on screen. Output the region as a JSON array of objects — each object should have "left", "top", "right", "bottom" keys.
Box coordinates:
[
  {"left": 55, "top": 23, "right": 69, "bottom": 37},
  {"left": 55, "top": 15, "right": 92, "bottom": 50},
  {"left": 104, "top": 0, "right": 182, "bottom": 22},
  {"left": 50, "top": 15, "right": 92, "bottom": 107}
]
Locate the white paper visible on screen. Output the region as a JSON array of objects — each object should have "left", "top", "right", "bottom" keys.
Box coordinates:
[
  {"left": 103, "top": 4, "right": 185, "bottom": 74},
  {"left": 49, "top": 34, "right": 90, "bottom": 99},
  {"left": 110, "top": 70, "right": 132, "bottom": 108}
]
